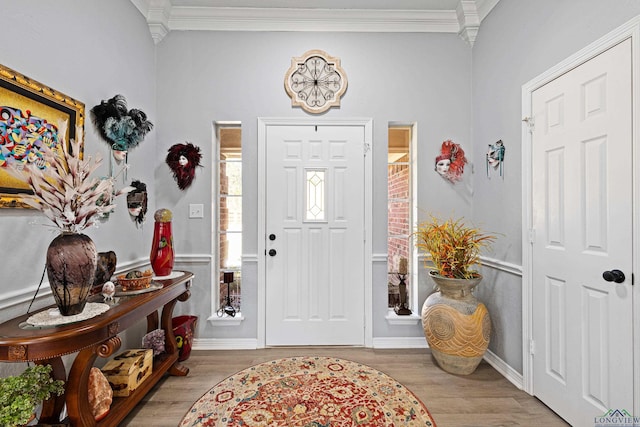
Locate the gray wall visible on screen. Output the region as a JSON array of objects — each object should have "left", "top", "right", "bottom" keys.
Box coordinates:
[
  {"left": 2, "top": 0, "right": 640, "bottom": 379},
  {"left": 0, "top": 0, "right": 157, "bottom": 373},
  {"left": 0, "top": 0, "right": 157, "bottom": 313},
  {"left": 154, "top": 30, "right": 473, "bottom": 341},
  {"left": 471, "top": 0, "right": 640, "bottom": 372},
  {"left": 0, "top": 1, "right": 473, "bottom": 346}
]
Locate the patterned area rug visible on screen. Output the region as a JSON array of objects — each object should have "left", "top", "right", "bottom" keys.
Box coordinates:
[{"left": 180, "top": 356, "right": 436, "bottom": 426}]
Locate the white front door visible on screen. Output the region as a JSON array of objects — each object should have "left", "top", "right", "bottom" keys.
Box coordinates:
[
  {"left": 531, "top": 39, "right": 633, "bottom": 426},
  {"left": 265, "top": 123, "right": 366, "bottom": 345}
]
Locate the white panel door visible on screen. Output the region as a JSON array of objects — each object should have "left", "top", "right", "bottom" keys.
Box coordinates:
[
  {"left": 265, "top": 124, "right": 365, "bottom": 345},
  {"left": 531, "top": 39, "right": 633, "bottom": 426}
]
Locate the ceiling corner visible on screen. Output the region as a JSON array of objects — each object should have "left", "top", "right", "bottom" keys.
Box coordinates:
[
  {"left": 456, "top": 0, "right": 480, "bottom": 46},
  {"left": 131, "top": 0, "right": 172, "bottom": 44}
]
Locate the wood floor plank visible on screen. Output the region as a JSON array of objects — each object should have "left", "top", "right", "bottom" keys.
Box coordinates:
[{"left": 120, "top": 348, "right": 569, "bottom": 426}]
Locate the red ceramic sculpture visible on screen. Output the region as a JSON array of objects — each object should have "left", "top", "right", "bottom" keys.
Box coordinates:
[{"left": 150, "top": 209, "right": 174, "bottom": 277}]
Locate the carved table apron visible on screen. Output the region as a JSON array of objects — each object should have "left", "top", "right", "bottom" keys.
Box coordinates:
[{"left": 0, "top": 271, "right": 193, "bottom": 427}]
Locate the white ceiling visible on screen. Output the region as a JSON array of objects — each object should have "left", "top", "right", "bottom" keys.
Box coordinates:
[{"left": 131, "top": 0, "right": 500, "bottom": 45}]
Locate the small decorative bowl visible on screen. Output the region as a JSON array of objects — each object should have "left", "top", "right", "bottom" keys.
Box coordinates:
[{"left": 116, "top": 270, "right": 153, "bottom": 291}]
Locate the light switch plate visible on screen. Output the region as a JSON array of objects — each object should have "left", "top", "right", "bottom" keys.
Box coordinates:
[{"left": 189, "top": 203, "right": 204, "bottom": 218}]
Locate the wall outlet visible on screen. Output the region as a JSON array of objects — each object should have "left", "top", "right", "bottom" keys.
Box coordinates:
[{"left": 189, "top": 203, "right": 204, "bottom": 218}]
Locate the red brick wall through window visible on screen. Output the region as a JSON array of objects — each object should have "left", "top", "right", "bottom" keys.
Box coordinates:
[{"left": 388, "top": 154, "right": 410, "bottom": 307}]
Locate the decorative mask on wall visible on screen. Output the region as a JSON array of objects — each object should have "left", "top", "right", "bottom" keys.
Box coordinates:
[
  {"left": 166, "top": 142, "right": 202, "bottom": 190},
  {"left": 127, "top": 180, "right": 148, "bottom": 225},
  {"left": 93, "top": 250, "right": 117, "bottom": 289},
  {"left": 435, "top": 139, "right": 467, "bottom": 183},
  {"left": 90, "top": 94, "right": 153, "bottom": 165},
  {"left": 486, "top": 140, "right": 505, "bottom": 178}
]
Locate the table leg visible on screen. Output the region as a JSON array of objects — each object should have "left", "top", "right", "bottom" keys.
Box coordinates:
[
  {"left": 162, "top": 290, "right": 191, "bottom": 377},
  {"left": 65, "top": 336, "right": 121, "bottom": 427},
  {"left": 146, "top": 310, "right": 159, "bottom": 332},
  {"left": 36, "top": 357, "right": 66, "bottom": 423}
]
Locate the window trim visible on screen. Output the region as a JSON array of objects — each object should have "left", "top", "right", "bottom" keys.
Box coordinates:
[
  {"left": 386, "top": 122, "right": 420, "bottom": 324},
  {"left": 209, "top": 121, "right": 245, "bottom": 324},
  {"left": 304, "top": 167, "right": 328, "bottom": 222}
]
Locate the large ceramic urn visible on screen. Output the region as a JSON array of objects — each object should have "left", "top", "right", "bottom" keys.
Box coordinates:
[
  {"left": 421, "top": 271, "right": 491, "bottom": 375},
  {"left": 46, "top": 232, "right": 98, "bottom": 316}
]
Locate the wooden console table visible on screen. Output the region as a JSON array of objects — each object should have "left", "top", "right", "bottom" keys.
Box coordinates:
[{"left": 0, "top": 271, "right": 193, "bottom": 427}]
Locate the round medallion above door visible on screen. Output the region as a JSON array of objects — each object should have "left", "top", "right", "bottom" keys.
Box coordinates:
[{"left": 284, "top": 49, "right": 347, "bottom": 114}]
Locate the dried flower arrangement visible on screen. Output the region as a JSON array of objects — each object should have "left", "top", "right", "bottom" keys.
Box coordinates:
[
  {"left": 414, "top": 215, "right": 496, "bottom": 279},
  {"left": 9, "top": 128, "right": 131, "bottom": 233}
]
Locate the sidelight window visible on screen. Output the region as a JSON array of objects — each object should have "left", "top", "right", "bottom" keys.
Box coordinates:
[
  {"left": 387, "top": 124, "right": 417, "bottom": 315},
  {"left": 216, "top": 124, "right": 242, "bottom": 314}
]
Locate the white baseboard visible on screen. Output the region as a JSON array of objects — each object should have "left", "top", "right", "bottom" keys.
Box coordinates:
[
  {"left": 193, "top": 338, "right": 259, "bottom": 350},
  {"left": 372, "top": 336, "right": 429, "bottom": 349},
  {"left": 193, "top": 337, "right": 430, "bottom": 350},
  {"left": 373, "top": 339, "right": 524, "bottom": 390},
  {"left": 483, "top": 349, "right": 523, "bottom": 390}
]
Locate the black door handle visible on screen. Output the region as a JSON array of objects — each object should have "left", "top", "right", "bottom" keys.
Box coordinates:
[
  {"left": 602, "top": 269, "right": 625, "bottom": 283},
  {"left": 268, "top": 249, "right": 277, "bottom": 257}
]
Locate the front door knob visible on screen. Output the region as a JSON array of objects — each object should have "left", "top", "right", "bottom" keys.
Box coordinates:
[
  {"left": 602, "top": 269, "right": 625, "bottom": 283},
  {"left": 268, "top": 249, "right": 277, "bottom": 257}
]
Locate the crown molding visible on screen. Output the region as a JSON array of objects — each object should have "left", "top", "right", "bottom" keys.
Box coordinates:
[
  {"left": 131, "top": 0, "right": 499, "bottom": 45},
  {"left": 457, "top": 0, "right": 480, "bottom": 45},
  {"left": 172, "top": 7, "right": 458, "bottom": 33}
]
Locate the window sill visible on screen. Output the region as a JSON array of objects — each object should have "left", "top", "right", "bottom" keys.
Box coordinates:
[
  {"left": 207, "top": 312, "right": 245, "bottom": 326},
  {"left": 385, "top": 310, "right": 421, "bottom": 326}
]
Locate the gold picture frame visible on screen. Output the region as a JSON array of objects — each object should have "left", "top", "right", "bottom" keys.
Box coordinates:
[{"left": 0, "top": 64, "right": 85, "bottom": 208}]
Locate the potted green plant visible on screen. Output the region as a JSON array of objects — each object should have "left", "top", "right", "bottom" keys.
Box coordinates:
[
  {"left": 0, "top": 364, "right": 65, "bottom": 426},
  {"left": 414, "top": 215, "right": 496, "bottom": 375}
]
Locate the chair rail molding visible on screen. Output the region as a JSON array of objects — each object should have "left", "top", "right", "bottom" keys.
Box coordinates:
[{"left": 0, "top": 253, "right": 211, "bottom": 312}]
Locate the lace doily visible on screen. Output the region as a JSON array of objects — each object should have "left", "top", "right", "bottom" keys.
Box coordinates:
[
  {"left": 26, "top": 303, "right": 110, "bottom": 327},
  {"left": 153, "top": 270, "right": 184, "bottom": 280}
]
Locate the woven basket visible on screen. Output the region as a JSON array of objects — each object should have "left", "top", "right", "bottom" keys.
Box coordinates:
[{"left": 117, "top": 270, "right": 153, "bottom": 291}]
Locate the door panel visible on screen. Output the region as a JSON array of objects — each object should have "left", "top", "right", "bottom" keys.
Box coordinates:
[
  {"left": 265, "top": 124, "right": 365, "bottom": 345},
  {"left": 531, "top": 39, "right": 633, "bottom": 426}
]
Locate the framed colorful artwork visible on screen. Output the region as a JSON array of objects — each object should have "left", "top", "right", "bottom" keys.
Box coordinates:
[{"left": 0, "top": 64, "right": 85, "bottom": 208}]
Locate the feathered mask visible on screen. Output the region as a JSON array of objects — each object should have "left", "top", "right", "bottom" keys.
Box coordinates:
[
  {"left": 90, "top": 94, "right": 153, "bottom": 152},
  {"left": 127, "top": 180, "right": 148, "bottom": 225},
  {"left": 166, "top": 142, "right": 202, "bottom": 190},
  {"left": 435, "top": 139, "right": 467, "bottom": 183}
]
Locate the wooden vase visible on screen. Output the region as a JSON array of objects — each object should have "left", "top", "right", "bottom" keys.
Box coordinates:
[
  {"left": 46, "top": 232, "right": 98, "bottom": 316},
  {"left": 421, "top": 271, "right": 491, "bottom": 375}
]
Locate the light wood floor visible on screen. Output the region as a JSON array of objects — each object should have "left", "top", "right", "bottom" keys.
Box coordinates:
[{"left": 121, "top": 348, "right": 570, "bottom": 427}]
